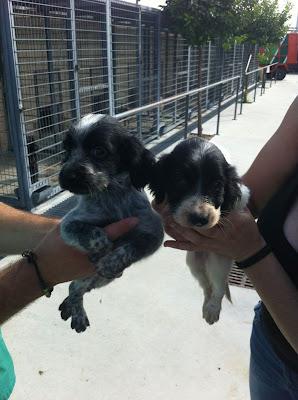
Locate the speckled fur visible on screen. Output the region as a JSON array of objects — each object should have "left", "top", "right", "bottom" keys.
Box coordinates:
[{"left": 58, "top": 115, "right": 164, "bottom": 332}]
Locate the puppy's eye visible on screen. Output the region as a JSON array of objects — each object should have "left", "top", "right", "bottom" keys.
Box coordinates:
[{"left": 91, "top": 147, "right": 108, "bottom": 159}]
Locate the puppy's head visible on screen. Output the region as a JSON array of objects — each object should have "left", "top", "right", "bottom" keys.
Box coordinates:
[
  {"left": 150, "top": 138, "right": 241, "bottom": 229},
  {"left": 59, "top": 114, "right": 155, "bottom": 195}
]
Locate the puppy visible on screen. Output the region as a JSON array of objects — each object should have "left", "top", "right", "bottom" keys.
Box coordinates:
[
  {"left": 58, "top": 114, "right": 164, "bottom": 333},
  {"left": 150, "top": 137, "right": 249, "bottom": 324}
]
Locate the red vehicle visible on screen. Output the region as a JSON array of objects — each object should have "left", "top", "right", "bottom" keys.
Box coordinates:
[{"left": 270, "top": 30, "right": 298, "bottom": 80}]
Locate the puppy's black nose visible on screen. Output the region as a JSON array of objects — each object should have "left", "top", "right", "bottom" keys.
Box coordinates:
[{"left": 188, "top": 213, "right": 209, "bottom": 227}]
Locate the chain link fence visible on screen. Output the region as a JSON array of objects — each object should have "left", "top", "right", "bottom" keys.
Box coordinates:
[{"left": 0, "top": 0, "right": 260, "bottom": 209}]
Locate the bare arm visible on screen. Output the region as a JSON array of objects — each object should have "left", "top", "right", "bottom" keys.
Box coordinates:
[
  {"left": 0, "top": 202, "right": 58, "bottom": 255},
  {"left": 156, "top": 97, "right": 298, "bottom": 353},
  {"left": 0, "top": 218, "right": 138, "bottom": 325},
  {"left": 242, "top": 96, "right": 298, "bottom": 216},
  {"left": 163, "top": 208, "right": 298, "bottom": 354}
]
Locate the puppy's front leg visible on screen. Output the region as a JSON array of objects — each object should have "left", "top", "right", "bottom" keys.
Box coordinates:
[{"left": 61, "top": 219, "right": 113, "bottom": 257}]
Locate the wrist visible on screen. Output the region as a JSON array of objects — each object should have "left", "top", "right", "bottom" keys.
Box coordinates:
[{"left": 235, "top": 242, "right": 271, "bottom": 269}]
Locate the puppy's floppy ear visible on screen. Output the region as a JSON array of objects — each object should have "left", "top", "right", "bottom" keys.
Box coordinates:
[
  {"left": 222, "top": 163, "right": 242, "bottom": 211},
  {"left": 119, "top": 135, "right": 156, "bottom": 189},
  {"left": 149, "top": 153, "right": 170, "bottom": 204}
]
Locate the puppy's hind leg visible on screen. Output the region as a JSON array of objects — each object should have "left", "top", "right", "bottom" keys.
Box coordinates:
[
  {"left": 186, "top": 251, "right": 212, "bottom": 317},
  {"left": 203, "top": 254, "right": 232, "bottom": 324},
  {"left": 59, "top": 275, "right": 112, "bottom": 333}
]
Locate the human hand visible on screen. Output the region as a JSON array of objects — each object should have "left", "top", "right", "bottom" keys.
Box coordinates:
[
  {"left": 152, "top": 199, "right": 186, "bottom": 242},
  {"left": 161, "top": 207, "right": 265, "bottom": 262},
  {"left": 34, "top": 217, "right": 139, "bottom": 286}
]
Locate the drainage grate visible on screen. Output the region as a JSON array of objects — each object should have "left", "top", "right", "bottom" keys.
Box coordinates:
[{"left": 229, "top": 265, "right": 254, "bottom": 289}]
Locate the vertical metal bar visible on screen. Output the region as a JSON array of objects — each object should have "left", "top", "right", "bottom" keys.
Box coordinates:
[
  {"left": 184, "top": 95, "right": 190, "bottom": 139},
  {"left": 240, "top": 74, "right": 246, "bottom": 115},
  {"left": 253, "top": 71, "right": 258, "bottom": 102},
  {"left": 173, "top": 34, "right": 178, "bottom": 123},
  {"left": 216, "top": 83, "right": 222, "bottom": 135},
  {"left": 156, "top": 12, "right": 161, "bottom": 138},
  {"left": 205, "top": 41, "right": 211, "bottom": 109},
  {"left": 136, "top": 3, "right": 142, "bottom": 139},
  {"left": 263, "top": 67, "right": 266, "bottom": 94},
  {"left": 231, "top": 40, "right": 236, "bottom": 93},
  {"left": 260, "top": 69, "right": 265, "bottom": 96},
  {"left": 233, "top": 77, "right": 240, "bottom": 120},
  {"left": 106, "top": 0, "right": 115, "bottom": 116},
  {"left": 44, "top": 5, "right": 61, "bottom": 138},
  {"left": 1, "top": 0, "right": 32, "bottom": 209},
  {"left": 182, "top": 45, "right": 191, "bottom": 137},
  {"left": 70, "top": 0, "right": 80, "bottom": 120}
]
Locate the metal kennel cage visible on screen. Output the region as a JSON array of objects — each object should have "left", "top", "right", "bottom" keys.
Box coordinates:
[{"left": 0, "top": 0, "right": 258, "bottom": 210}]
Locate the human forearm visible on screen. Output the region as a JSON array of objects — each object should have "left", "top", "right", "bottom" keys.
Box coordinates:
[
  {"left": 0, "top": 202, "right": 59, "bottom": 255},
  {"left": 242, "top": 96, "right": 298, "bottom": 216},
  {"left": 245, "top": 253, "right": 298, "bottom": 354},
  {"left": 0, "top": 218, "right": 138, "bottom": 325},
  {"left": 0, "top": 258, "right": 44, "bottom": 324}
]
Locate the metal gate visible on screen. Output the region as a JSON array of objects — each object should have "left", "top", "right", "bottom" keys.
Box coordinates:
[{"left": 0, "top": 0, "right": 257, "bottom": 210}]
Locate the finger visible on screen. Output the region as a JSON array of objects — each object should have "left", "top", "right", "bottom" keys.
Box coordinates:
[
  {"left": 164, "top": 240, "right": 197, "bottom": 251},
  {"left": 164, "top": 224, "right": 186, "bottom": 241},
  {"left": 104, "top": 217, "right": 139, "bottom": 241}
]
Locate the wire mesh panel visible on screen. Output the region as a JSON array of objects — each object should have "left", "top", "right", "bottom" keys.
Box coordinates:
[
  {"left": 9, "top": 0, "right": 77, "bottom": 204},
  {"left": 1, "top": 0, "right": 270, "bottom": 209},
  {"left": 0, "top": 74, "right": 19, "bottom": 200},
  {"left": 75, "top": 0, "right": 109, "bottom": 117}
]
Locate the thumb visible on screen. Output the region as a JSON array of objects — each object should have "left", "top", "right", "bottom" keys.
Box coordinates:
[{"left": 103, "top": 217, "right": 139, "bottom": 241}]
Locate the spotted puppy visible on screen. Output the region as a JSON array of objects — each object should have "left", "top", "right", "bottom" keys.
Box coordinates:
[
  {"left": 150, "top": 137, "right": 249, "bottom": 324},
  {"left": 58, "top": 114, "right": 164, "bottom": 332}
]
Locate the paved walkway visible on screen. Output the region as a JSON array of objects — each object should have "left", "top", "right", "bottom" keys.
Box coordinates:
[{"left": 3, "top": 74, "right": 298, "bottom": 400}]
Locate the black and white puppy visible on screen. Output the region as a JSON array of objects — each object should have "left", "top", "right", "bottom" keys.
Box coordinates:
[
  {"left": 150, "top": 137, "right": 249, "bottom": 324},
  {"left": 58, "top": 114, "right": 164, "bottom": 333}
]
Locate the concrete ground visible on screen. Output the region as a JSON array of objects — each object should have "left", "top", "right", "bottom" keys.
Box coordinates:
[{"left": 3, "top": 74, "right": 298, "bottom": 400}]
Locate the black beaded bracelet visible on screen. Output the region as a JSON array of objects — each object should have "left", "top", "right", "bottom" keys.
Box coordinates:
[
  {"left": 22, "top": 250, "right": 53, "bottom": 298},
  {"left": 235, "top": 244, "right": 272, "bottom": 269}
]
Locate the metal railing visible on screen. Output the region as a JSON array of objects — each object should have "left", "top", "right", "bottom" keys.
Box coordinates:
[
  {"left": 0, "top": 0, "right": 278, "bottom": 210},
  {"left": 116, "top": 60, "right": 279, "bottom": 138},
  {"left": 240, "top": 62, "right": 278, "bottom": 114}
]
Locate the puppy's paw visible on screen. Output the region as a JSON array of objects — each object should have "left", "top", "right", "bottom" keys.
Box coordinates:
[
  {"left": 70, "top": 308, "right": 90, "bottom": 333},
  {"left": 202, "top": 300, "right": 221, "bottom": 325},
  {"left": 59, "top": 297, "right": 90, "bottom": 333},
  {"left": 59, "top": 297, "right": 72, "bottom": 321}
]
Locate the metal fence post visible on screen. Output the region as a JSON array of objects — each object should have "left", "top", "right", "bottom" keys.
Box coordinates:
[
  {"left": 183, "top": 45, "right": 191, "bottom": 138},
  {"left": 205, "top": 41, "right": 211, "bottom": 109},
  {"left": 184, "top": 95, "right": 190, "bottom": 138},
  {"left": 106, "top": 0, "right": 115, "bottom": 116},
  {"left": 216, "top": 83, "right": 222, "bottom": 135},
  {"left": 262, "top": 68, "right": 266, "bottom": 94},
  {"left": 136, "top": 3, "right": 142, "bottom": 139},
  {"left": 253, "top": 70, "right": 258, "bottom": 102},
  {"left": 156, "top": 12, "right": 161, "bottom": 138},
  {"left": 231, "top": 40, "right": 236, "bottom": 93},
  {"left": 0, "top": 0, "right": 32, "bottom": 209},
  {"left": 70, "top": 0, "right": 81, "bottom": 121},
  {"left": 233, "top": 76, "right": 240, "bottom": 120}
]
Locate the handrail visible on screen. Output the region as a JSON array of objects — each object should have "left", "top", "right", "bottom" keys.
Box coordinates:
[
  {"left": 245, "top": 62, "right": 278, "bottom": 76},
  {"left": 114, "top": 74, "right": 241, "bottom": 120}
]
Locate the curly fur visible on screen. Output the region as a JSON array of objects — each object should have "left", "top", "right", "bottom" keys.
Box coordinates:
[{"left": 58, "top": 114, "right": 164, "bottom": 332}]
